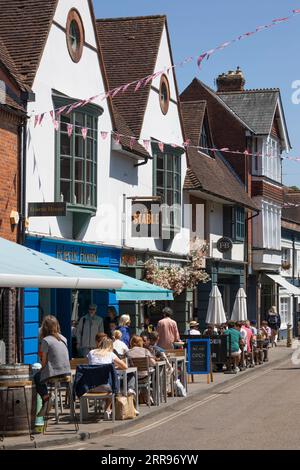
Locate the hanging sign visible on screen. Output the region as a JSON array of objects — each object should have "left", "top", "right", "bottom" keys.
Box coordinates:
[
  {"left": 217, "top": 237, "right": 233, "bottom": 253},
  {"left": 131, "top": 199, "right": 161, "bottom": 238},
  {"left": 28, "top": 202, "right": 67, "bottom": 217}
]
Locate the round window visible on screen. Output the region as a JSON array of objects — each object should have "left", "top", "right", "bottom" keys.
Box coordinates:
[
  {"left": 66, "top": 9, "right": 85, "bottom": 63},
  {"left": 159, "top": 75, "right": 170, "bottom": 115}
]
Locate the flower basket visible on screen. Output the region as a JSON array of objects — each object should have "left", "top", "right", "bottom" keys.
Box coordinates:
[{"left": 281, "top": 262, "right": 291, "bottom": 270}]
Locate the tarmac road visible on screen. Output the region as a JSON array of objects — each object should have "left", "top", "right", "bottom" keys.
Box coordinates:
[{"left": 44, "top": 357, "right": 300, "bottom": 451}]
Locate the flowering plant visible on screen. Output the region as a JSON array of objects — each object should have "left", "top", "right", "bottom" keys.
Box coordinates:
[{"left": 144, "top": 243, "right": 210, "bottom": 296}]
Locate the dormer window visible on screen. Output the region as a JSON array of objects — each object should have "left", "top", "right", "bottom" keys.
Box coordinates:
[
  {"left": 159, "top": 75, "right": 170, "bottom": 115},
  {"left": 66, "top": 9, "right": 85, "bottom": 63}
]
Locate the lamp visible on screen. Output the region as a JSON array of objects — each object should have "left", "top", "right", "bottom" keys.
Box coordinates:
[{"left": 10, "top": 210, "right": 20, "bottom": 227}]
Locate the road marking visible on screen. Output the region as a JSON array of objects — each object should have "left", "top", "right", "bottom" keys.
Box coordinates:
[{"left": 117, "top": 367, "right": 274, "bottom": 438}]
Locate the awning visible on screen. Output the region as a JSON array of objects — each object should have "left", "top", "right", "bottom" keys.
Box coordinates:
[
  {"left": 84, "top": 268, "right": 174, "bottom": 301},
  {"left": 266, "top": 274, "right": 300, "bottom": 296},
  {"left": 0, "top": 237, "right": 123, "bottom": 290}
]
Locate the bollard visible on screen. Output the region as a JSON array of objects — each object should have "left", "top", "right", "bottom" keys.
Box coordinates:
[
  {"left": 31, "top": 363, "right": 44, "bottom": 433},
  {"left": 287, "top": 324, "right": 293, "bottom": 348}
]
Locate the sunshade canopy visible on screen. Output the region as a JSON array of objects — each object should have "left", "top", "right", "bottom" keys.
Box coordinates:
[
  {"left": 266, "top": 274, "right": 300, "bottom": 296},
  {"left": 231, "top": 287, "right": 248, "bottom": 321},
  {"left": 84, "top": 268, "right": 174, "bottom": 301},
  {"left": 0, "top": 237, "right": 123, "bottom": 290},
  {"left": 206, "top": 285, "right": 227, "bottom": 325}
]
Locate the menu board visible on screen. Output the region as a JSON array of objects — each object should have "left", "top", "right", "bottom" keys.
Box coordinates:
[{"left": 187, "top": 339, "right": 211, "bottom": 375}]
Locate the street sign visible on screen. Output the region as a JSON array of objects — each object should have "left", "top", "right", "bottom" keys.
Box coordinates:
[
  {"left": 217, "top": 237, "right": 233, "bottom": 253},
  {"left": 187, "top": 338, "right": 211, "bottom": 375},
  {"left": 28, "top": 202, "right": 67, "bottom": 217}
]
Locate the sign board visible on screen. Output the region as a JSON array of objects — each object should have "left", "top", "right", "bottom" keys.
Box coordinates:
[
  {"left": 217, "top": 237, "right": 233, "bottom": 253},
  {"left": 187, "top": 338, "right": 211, "bottom": 375},
  {"left": 131, "top": 200, "right": 161, "bottom": 238},
  {"left": 183, "top": 335, "right": 227, "bottom": 364},
  {"left": 28, "top": 202, "right": 67, "bottom": 217}
]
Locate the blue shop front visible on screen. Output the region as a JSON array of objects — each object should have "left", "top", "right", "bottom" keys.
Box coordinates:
[{"left": 24, "top": 236, "right": 121, "bottom": 365}]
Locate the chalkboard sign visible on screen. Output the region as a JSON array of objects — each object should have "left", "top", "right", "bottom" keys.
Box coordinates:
[
  {"left": 182, "top": 335, "right": 228, "bottom": 364},
  {"left": 187, "top": 339, "right": 211, "bottom": 375}
]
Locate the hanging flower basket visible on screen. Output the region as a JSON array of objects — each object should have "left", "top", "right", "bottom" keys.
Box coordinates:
[{"left": 281, "top": 262, "right": 291, "bottom": 270}]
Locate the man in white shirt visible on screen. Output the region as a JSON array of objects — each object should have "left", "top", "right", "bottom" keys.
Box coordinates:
[{"left": 185, "top": 320, "right": 201, "bottom": 336}]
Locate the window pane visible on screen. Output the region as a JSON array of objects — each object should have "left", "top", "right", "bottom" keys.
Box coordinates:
[
  {"left": 75, "top": 135, "right": 84, "bottom": 157},
  {"left": 60, "top": 157, "right": 71, "bottom": 180},
  {"left": 166, "top": 155, "right": 173, "bottom": 171},
  {"left": 156, "top": 171, "right": 164, "bottom": 188},
  {"left": 61, "top": 114, "right": 71, "bottom": 133},
  {"left": 86, "top": 161, "right": 92, "bottom": 184},
  {"left": 86, "top": 184, "right": 92, "bottom": 206},
  {"left": 174, "top": 157, "right": 181, "bottom": 173},
  {"left": 61, "top": 133, "right": 71, "bottom": 156},
  {"left": 167, "top": 190, "right": 173, "bottom": 206},
  {"left": 75, "top": 113, "right": 84, "bottom": 131},
  {"left": 75, "top": 183, "right": 84, "bottom": 205},
  {"left": 75, "top": 159, "right": 84, "bottom": 181},
  {"left": 157, "top": 188, "right": 164, "bottom": 203},
  {"left": 60, "top": 181, "right": 71, "bottom": 203},
  {"left": 87, "top": 139, "right": 93, "bottom": 160},
  {"left": 175, "top": 174, "right": 181, "bottom": 190},
  {"left": 157, "top": 154, "right": 164, "bottom": 170},
  {"left": 167, "top": 172, "right": 173, "bottom": 189}
]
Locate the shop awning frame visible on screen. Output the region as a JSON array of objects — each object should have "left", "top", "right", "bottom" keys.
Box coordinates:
[
  {"left": 84, "top": 268, "right": 174, "bottom": 301},
  {"left": 0, "top": 237, "right": 123, "bottom": 290},
  {"left": 266, "top": 274, "right": 300, "bottom": 296}
]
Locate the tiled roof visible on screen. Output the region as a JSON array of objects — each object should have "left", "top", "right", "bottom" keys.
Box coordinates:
[
  {"left": 0, "top": 37, "right": 26, "bottom": 112},
  {"left": 0, "top": 0, "right": 58, "bottom": 87},
  {"left": 218, "top": 89, "right": 279, "bottom": 135},
  {"left": 96, "top": 16, "right": 165, "bottom": 138},
  {"left": 282, "top": 188, "right": 300, "bottom": 224},
  {"left": 181, "top": 100, "right": 258, "bottom": 210},
  {"left": 113, "top": 105, "right": 150, "bottom": 158}
]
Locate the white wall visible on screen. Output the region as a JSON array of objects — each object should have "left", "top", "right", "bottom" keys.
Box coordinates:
[{"left": 27, "top": 0, "right": 113, "bottom": 242}]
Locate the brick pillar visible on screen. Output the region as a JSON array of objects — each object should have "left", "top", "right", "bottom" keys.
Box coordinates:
[{"left": 3, "top": 288, "right": 17, "bottom": 364}]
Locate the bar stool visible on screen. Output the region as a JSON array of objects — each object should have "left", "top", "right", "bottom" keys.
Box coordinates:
[{"left": 44, "top": 375, "right": 78, "bottom": 433}]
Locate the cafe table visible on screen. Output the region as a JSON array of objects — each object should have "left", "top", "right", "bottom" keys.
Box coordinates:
[
  {"left": 153, "top": 361, "right": 167, "bottom": 406},
  {"left": 168, "top": 355, "right": 187, "bottom": 397}
]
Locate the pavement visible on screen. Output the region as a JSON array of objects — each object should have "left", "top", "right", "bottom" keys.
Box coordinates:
[{"left": 1, "top": 340, "right": 298, "bottom": 450}]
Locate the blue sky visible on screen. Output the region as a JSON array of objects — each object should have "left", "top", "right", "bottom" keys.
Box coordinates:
[{"left": 93, "top": 0, "right": 300, "bottom": 187}]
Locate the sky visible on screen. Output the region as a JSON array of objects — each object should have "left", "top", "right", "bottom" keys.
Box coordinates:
[{"left": 93, "top": 0, "right": 300, "bottom": 188}]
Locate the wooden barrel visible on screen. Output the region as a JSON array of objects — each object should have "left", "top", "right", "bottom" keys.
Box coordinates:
[{"left": 0, "top": 364, "right": 37, "bottom": 436}]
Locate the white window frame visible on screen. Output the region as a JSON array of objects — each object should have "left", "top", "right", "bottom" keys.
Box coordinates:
[
  {"left": 262, "top": 137, "right": 281, "bottom": 183},
  {"left": 280, "top": 297, "right": 290, "bottom": 327}
]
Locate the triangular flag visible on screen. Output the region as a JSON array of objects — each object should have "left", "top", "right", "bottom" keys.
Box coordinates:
[
  {"left": 183, "top": 139, "right": 191, "bottom": 149},
  {"left": 34, "top": 115, "right": 39, "bottom": 128},
  {"left": 197, "top": 52, "right": 207, "bottom": 68},
  {"left": 81, "top": 128, "right": 88, "bottom": 140},
  {"left": 67, "top": 124, "right": 73, "bottom": 138},
  {"left": 38, "top": 113, "right": 45, "bottom": 125},
  {"left": 111, "top": 86, "right": 123, "bottom": 98},
  {"left": 121, "top": 83, "right": 132, "bottom": 93},
  {"left": 101, "top": 131, "right": 108, "bottom": 140},
  {"left": 130, "top": 137, "right": 136, "bottom": 149},
  {"left": 114, "top": 133, "right": 121, "bottom": 144},
  {"left": 143, "top": 140, "right": 150, "bottom": 151},
  {"left": 158, "top": 142, "right": 164, "bottom": 153},
  {"left": 53, "top": 120, "right": 59, "bottom": 131}
]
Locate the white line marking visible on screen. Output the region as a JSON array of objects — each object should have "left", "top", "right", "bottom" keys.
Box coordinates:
[{"left": 117, "top": 367, "right": 274, "bottom": 438}]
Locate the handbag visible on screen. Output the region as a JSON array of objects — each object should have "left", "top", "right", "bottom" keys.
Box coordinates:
[{"left": 115, "top": 395, "right": 136, "bottom": 420}]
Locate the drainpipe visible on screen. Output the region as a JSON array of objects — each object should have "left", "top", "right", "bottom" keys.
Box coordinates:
[{"left": 292, "top": 233, "right": 297, "bottom": 337}]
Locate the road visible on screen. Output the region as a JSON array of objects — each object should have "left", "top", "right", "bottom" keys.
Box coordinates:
[{"left": 46, "top": 358, "right": 300, "bottom": 450}]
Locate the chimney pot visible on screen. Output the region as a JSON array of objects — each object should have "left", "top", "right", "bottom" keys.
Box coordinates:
[{"left": 216, "top": 68, "right": 245, "bottom": 92}]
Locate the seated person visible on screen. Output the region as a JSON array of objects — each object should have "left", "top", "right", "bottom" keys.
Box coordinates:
[
  {"left": 203, "top": 324, "right": 217, "bottom": 337},
  {"left": 184, "top": 320, "right": 201, "bottom": 336},
  {"left": 127, "top": 335, "right": 156, "bottom": 380},
  {"left": 224, "top": 321, "right": 243, "bottom": 372},
  {"left": 112, "top": 330, "right": 129, "bottom": 358}
]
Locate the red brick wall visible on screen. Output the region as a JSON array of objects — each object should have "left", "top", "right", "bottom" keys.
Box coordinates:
[{"left": 0, "top": 109, "right": 20, "bottom": 242}]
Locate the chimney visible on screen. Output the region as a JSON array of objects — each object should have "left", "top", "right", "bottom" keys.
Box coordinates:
[{"left": 216, "top": 67, "right": 245, "bottom": 92}]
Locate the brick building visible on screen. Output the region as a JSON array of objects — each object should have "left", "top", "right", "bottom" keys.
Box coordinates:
[
  {"left": 181, "top": 68, "right": 292, "bottom": 324},
  {"left": 0, "top": 38, "right": 27, "bottom": 363}
]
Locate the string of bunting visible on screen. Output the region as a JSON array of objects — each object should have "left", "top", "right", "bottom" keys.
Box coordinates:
[
  {"left": 43, "top": 118, "right": 300, "bottom": 162},
  {"left": 31, "top": 7, "right": 300, "bottom": 123}
]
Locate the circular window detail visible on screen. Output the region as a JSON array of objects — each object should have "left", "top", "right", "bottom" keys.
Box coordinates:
[
  {"left": 66, "top": 9, "right": 85, "bottom": 63},
  {"left": 159, "top": 74, "right": 170, "bottom": 115}
]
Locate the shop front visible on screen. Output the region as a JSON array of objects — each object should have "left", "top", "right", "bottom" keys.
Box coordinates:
[
  {"left": 24, "top": 236, "right": 122, "bottom": 364},
  {"left": 196, "top": 259, "right": 246, "bottom": 330},
  {"left": 120, "top": 249, "right": 193, "bottom": 334}
]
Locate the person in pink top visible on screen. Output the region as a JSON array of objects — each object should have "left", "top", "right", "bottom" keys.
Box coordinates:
[
  {"left": 242, "top": 321, "right": 253, "bottom": 353},
  {"left": 156, "top": 307, "right": 181, "bottom": 350}
]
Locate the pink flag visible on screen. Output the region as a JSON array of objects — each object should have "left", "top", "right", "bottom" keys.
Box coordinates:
[
  {"left": 50, "top": 110, "right": 55, "bottom": 121},
  {"left": 183, "top": 139, "right": 191, "bottom": 149},
  {"left": 143, "top": 140, "right": 150, "bottom": 151},
  {"left": 101, "top": 131, "right": 108, "bottom": 140},
  {"left": 38, "top": 113, "right": 45, "bottom": 126},
  {"left": 144, "top": 74, "right": 155, "bottom": 86},
  {"left": 220, "top": 148, "right": 230, "bottom": 152},
  {"left": 171, "top": 143, "right": 178, "bottom": 148},
  {"left": 121, "top": 83, "right": 132, "bottom": 93},
  {"left": 34, "top": 115, "right": 39, "bottom": 128},
  {"left": 67, "top": 124, "right": 73, "bottom": 138},
  {"left": 134, "top": 80, "right": 144, "bottom": 92},
  {"left": 158, "top": 142, "right": 164, "bottom": 153},
  {"left": 197, "top": 52, "right": 208, "bottom": 68},
  {"left": 272, "top": 17, "right": 290, "bottom": 24},
  {"left": 206, "top": 49, "right": 215, "bottom": 60},
  {"left": 130, "top": 137, "right": 136, "bottom": 149},
  {"left": 217, "top": 41, "right": 231, "bottom": 50},
  {"left": 53, "top": 120, "right": 59, "bottom": 131},
  {"left": 56, "top": 105, "right": 68, "bottom": 117},
  {"left": 114, "top": 133, "right": 121, "bottom": 144},
  {"left": 111, "top": 86, "right": 123, "bottom": 98},
  {"left": 81, "top": 128, "right": 88, "bottom": 140},
  {"left": 293, "top": 9, "right": 300, "bottom": 14}
]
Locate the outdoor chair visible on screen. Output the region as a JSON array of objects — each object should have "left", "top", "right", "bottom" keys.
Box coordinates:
[
  {"left": 44, "top": 375, "right": 78, "bottom": 434},
  {"left": 73, "top": 364, "right": 119, "bottom": 423},
  {"left": 127, "top": 357, "right": 153, "bottom": 407}
]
